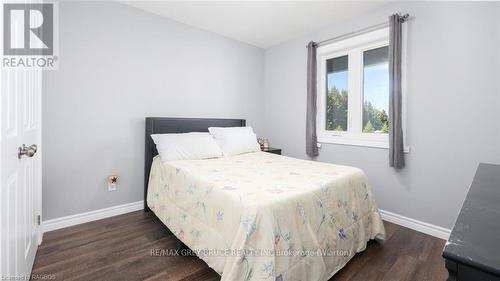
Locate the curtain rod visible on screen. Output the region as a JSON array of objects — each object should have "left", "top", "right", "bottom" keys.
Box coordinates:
[{"left": 308, "top": 14, "right": 411, "bottom": 48}]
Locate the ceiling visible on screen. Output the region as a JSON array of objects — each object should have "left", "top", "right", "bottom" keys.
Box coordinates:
[{"left": 122, "top": 1, "right": 388, "bottom": 48}]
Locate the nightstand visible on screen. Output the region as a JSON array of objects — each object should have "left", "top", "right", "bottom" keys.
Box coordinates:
[{"left": 262, "top": 147, "right": 281, "bottom": 155}]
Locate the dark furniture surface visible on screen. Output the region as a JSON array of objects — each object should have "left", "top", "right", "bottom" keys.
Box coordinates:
[
  {"left": 144, "top": 117, "right": 246, "bottom": 212},
  {"left": 442, "top": 163, "right": 500, "bottom": 281},
  {"left": 262, "top": 147, "right": 281, "bottom": 155}
]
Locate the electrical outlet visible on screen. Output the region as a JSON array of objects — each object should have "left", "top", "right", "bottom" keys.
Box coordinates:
[
  {"left": 107, "top": 175, "right": 118, "bottom": 192},
  {"left": 108, "top": 182, "right": 117, "bottom": 191}
]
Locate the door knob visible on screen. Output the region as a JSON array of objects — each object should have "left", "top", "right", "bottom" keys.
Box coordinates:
[{"left": 18, "top": 144, "right": 37, "bottom": 159}]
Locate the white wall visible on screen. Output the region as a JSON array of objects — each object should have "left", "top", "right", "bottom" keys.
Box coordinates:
[
  {"left": 44, "top": 1, "right": 500, "bottom": 230},
  {"left": 42, "top": 2, "right": 265, "bottom": 220},
  {"left": 264, "top": 2, "right": 500, "bottom": 229}
]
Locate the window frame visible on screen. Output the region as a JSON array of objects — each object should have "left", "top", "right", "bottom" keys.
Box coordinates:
[{"left": 316, "top": 27, "right": 408, "bottom": 151}]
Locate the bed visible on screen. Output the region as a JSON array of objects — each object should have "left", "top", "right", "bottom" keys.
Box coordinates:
[{"left": 144, "top": 117, "right": 386, "bottom": 281}]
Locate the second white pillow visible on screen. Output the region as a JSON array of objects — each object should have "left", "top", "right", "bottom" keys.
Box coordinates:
[{"left": 208, "top": 126, "right": 261, "bottom": 156}]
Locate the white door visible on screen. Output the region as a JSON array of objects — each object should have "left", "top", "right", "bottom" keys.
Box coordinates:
[{"left": 0, "top": 43, "right": 43, "bottom": 281}]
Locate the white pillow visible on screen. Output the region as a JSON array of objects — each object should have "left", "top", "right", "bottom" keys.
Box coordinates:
[
  {"left": 208, "top": 126, "right": 261, "bottom": 156},
  {"left": 151, "top": 132, "right": 223, "bottom": 161}
]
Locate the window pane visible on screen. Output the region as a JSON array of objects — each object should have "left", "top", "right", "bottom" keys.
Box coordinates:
[
  {"left": 326, "top": 55, "right": 348, "bottom": 131},
  {"left": 363, "top": 46, "right": 389, "bottom": 133}
]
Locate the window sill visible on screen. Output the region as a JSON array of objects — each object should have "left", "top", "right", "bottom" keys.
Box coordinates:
[{"left": 317, "top": 136, "right": 410, "bottom": 153}]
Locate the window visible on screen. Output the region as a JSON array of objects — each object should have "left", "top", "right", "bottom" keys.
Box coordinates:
[
  {"left": 317, "top": 27, "right": 406, "bottom": 149},
  {"left": 363, "top": 46, "right": 389, "bottom": 134},
  {"left": 326, "top": 55, "right": 348, "bottom": 132}
]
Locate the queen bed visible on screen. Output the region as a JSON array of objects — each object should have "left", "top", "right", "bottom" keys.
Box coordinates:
[{"left": 144, "top": 117, "right": 385, "bottom": 281}]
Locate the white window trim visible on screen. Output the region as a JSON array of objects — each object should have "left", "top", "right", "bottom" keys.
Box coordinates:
[{"left": 316, "top": 26, "right": 409, "bottom": 152}]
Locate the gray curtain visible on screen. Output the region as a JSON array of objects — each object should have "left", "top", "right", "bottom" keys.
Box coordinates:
[
  {"left": 306, "top": 41, "right": 319, "bottom": 157},
  {"left": 389, "top": 14, "right": 405, "bottom": 168}
]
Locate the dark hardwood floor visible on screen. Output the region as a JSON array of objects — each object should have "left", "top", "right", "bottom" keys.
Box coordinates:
[{"left": 32, "top": 211, "right": 448, "bottom": 281}]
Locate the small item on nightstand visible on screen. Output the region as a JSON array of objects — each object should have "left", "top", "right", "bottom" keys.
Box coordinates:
[
  {"left": 257, "top": 138, "right": 270, "bottom": 150},
  {"left": 257, "top": 138, "right": 265, "bottom": 150},
  {"left": 257, "top": 138, "right": 269, "bottom": 149},
  {"left": 263, "top": 138, "right": 269, "bottom": 149}
]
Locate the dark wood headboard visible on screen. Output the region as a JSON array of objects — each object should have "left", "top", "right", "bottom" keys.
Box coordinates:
[{"left": 144, "top": 117, "right": 246, "bottom": 211}]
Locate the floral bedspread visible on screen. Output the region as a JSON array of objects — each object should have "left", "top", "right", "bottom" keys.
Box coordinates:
[{"left": 147, "top": 152, "right": 385, "bottom": 281}]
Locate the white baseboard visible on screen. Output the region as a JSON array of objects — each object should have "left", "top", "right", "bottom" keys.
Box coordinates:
[
  {"left": 42, "top": 201, "right": 450, "bottom": 241},
  {"left": 379, "top": 209, "right": 451, "bottom": 240},
  {"left": 43, "top": 201, "right": 144, "bottom": 233}
]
